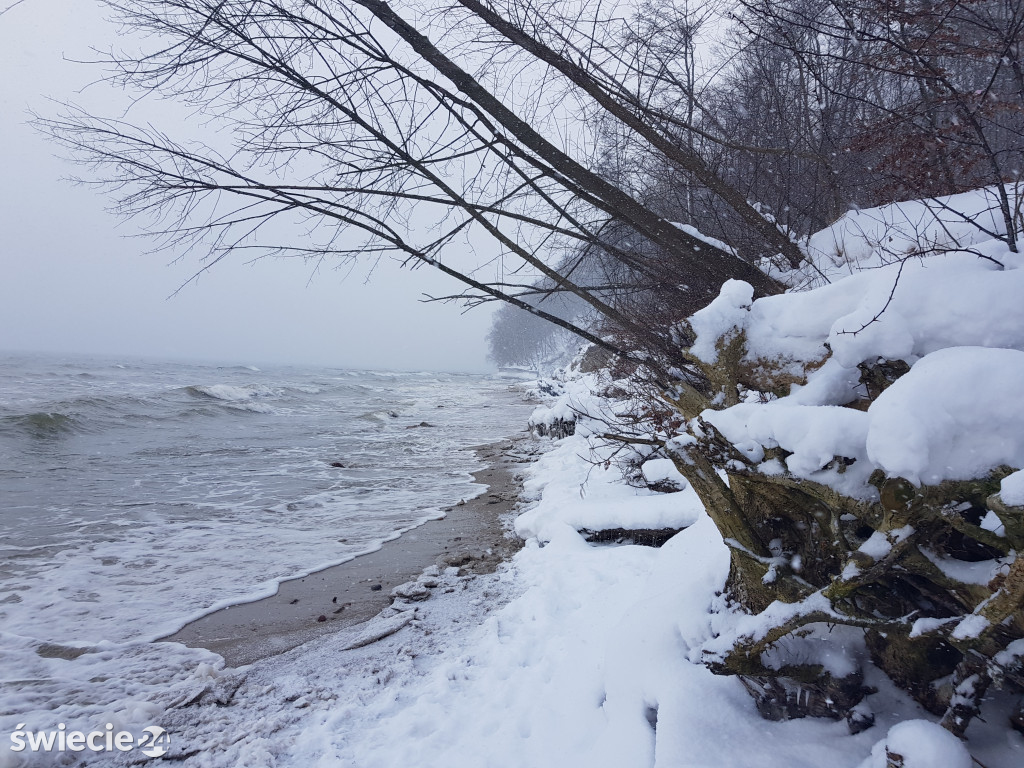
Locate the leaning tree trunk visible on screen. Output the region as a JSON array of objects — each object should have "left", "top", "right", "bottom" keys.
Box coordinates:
[{"left": 656, "top": 326, "right": 1024, "bottom": 736}]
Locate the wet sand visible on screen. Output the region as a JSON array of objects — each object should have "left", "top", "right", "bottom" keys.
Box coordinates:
[{"left": 161, "top": 437, "right": 536, "bottom": 667}]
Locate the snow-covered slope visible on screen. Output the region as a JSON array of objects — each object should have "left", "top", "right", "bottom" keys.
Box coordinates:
[{"left": 766, "top": 187, "right": 1021, "bottom": 289}]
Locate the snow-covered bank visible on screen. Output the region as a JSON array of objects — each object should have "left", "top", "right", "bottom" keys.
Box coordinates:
[
  {"left": 670, "top": 193, "right": 1024, "bottom": 733},
  {"left": 257, "top": 187, "right": 1024, "bottom": 767},
  {"left": 181, "top": 418, "right": 1015, "bottom": 767}
]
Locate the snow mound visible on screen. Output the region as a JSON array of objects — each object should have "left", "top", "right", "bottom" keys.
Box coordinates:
[
  {"left": 698, "top": 250, "right": 1024, "bottom": 374},
  {"left": 1001, "top": 470, "right": 1024, "bottom": 506},
  {"left": 517, "top": 417, "right": 703, "bottom": 540},
  {"left": 866, "top": 347, "right": 1024, "bottom": 485},
  {"left": 528, "top": 375, "right": 600, "bottom": 437},
  {"left": 709, "top": 344, "right": 1024, "bottom": 490},
  {"left": 640, "top": 458, "right": 688, "bottom": 491},
  {"left": 688, "top": 279, "right": 753, "bottom": 363},
  {"left": 858, "top": 720, "right": 973, "bottom": 768}
]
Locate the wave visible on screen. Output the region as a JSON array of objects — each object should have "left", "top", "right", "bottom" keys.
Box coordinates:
[
  {"left": 0, "top": 411, "right": 83, "bottom": 438},
  {"left": 224, "top": 401, "right": 276, "bottom": 414},
  {"left": 288, "top": 385, "right": 323, "bottom": 395},
  {"left": 0, "top": 391, "right": 171, "bottom": 435},
  {"left": 0, "top": 384, "right": 292, "bottom": 439},
  {"left": 357, "top": 408, "right": 402, "bottom": 423},
  {"left": 216, "top": 364, "right": 262, "bottom": 372},
  {"left": 184, "top": 384, "right": 281, "bottom": 402}
]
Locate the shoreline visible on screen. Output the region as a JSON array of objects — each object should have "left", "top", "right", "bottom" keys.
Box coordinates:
[{"left": 162, "top": 435, "right": 537, "bottom": 667}]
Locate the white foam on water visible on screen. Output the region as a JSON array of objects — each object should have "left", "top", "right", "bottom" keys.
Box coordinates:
[{"left": 188, "top": 383, "right": 282, "bottom": 401}]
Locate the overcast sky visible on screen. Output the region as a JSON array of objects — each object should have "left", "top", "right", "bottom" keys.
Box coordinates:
[{"left": 0, "top": 0, "right": 497, "bottom": 372}]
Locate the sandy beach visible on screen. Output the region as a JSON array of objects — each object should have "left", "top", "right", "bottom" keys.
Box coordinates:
[{"left": 163, "top": 436, "right": 539, "bottom": 666}]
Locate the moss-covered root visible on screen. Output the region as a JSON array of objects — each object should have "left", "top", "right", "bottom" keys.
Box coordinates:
[
  {"left": 939, "top": 654, "right": 992, "bottom": 738},
  {"left": 739, "top": 671, "right": 874, "bottom": 733}
]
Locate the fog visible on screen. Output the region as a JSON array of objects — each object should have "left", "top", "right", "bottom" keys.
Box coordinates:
[{"left": 0, "top": 0, "right": 496, "bottom": 372}]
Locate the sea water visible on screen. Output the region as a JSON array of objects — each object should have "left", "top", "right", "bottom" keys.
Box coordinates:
[{"left": 0, "top": 353, "right": 533, "bottom": 744}]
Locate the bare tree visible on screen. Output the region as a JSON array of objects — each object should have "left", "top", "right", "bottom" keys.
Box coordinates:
[{"left": 45, "top": 0, "right": 809, "bottom": 375}]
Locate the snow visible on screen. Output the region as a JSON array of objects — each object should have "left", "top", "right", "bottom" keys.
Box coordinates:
[
  {"left": 703, "top": 402, "right": 876, "bottom": 498},
  {"left": 910, "top": 617, "right": 957, "bottom": 638},
  {"left": 951, "top": 614, "right": 992, "bottom": 641},
  {"left": 671, "top": 221, "right": 738, "bottom": 256},
  {"left": 1001, "top": 470, "right": 1024, "bottom": 506},
  {"left": 858, "top": 720, "right": 973, "bottom": 768},
  {"left": 705, "top": 344, "right": 1024, "bottom": 494},
  {"left": 865, "top": 347, "right": 1024, "bottom": 485},
  {"left": 527, "top": 375, "right": 595, "bottom": 432},
  {"left": 859, "top": 531, "right": 894, "bottom": 560},
  {"left": 751, "top": 250, "right": 1024, "bottom": 371},
  {"left": 640, "top": 458, "right": 688, "bottom": 490},
  {"left": 516, "top": 446, "right": 703, "bottom": 540},
  {"left": 0, "top": 631, "right": 226, "bottom": 764},
  {"left": 702, "top": 590, "right": 839, "bottom": 661},
  {"left": 210, "top": 427, "right": 940, "bottom": 768},
  {"left": 529, "top": 399, "right": 576, "bottom": 428},
  {"left": 687, "top": 279, "right": 753, "bottom": 363},
  {"left": 995, "top": 638, "right": 1024, "bottom": 668},
  {"left": 699, "top": 244, "right": 1024, "bottom": 494},
  {"left": 694, "top": 194, "right": 1024, "bottom": 389},
  {"left": 920, "top": 547, "right": 1012, "bottom": 587},
  {"left": 777, "top": 187, "right": 1023, "bottom": 289},
  {"left": 760, "top": 624, "right": 864, "bottom": 678},
  {"left": 980, "top": 510, "right": 1007, "bottom": 537}
]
